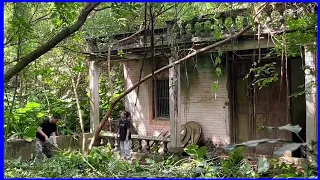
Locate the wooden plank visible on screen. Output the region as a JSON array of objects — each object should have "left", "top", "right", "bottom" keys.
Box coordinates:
[{"left": 89, "top": 61, "right": 100, "bottom": 133}]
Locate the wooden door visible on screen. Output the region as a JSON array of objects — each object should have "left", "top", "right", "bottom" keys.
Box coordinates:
[
  {"left": 233, "top": 60, "right": 252, "bottom": 143},
  {"left": 233, "top": 60, "right": 291, "bottom": 155},
  {"left": 254, "top": 61, "right": 291, "bottom": 154}
]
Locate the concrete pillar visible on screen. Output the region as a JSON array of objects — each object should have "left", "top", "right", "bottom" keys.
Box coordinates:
[
  {"left": 169, "top": 58, "right": 181, "bottom": 149},
  {"left": 166, "top": 20, "right": 182, "bottom": 150},
  {"left": 89, "top": 61, "right": 100, "bottom": 133},
  {"left": 304, "top": 47, "right": 317, "bottom": 150}
]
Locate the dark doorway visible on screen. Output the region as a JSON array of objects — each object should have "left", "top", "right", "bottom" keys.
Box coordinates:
[{"left": 290, "top": 58, "right": 307, "bottom": 158}]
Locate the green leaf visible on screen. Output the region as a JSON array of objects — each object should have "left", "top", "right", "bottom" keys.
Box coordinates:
[
  {"left": 215, "top": 67, "right": 222, "bottom": 77},
  {"left": 16, "top": 108, "right": 27, "bottom": 114},
  {"left": 111, "top": 93, "right": 121, "bottom": 101},
  {"left": 212, "top": 81, "right": 219, "bottom": 92},
  {"left": 36, "top": 112, "right": 45, "bottom": 118},
  {"left": 215, "top": 57, "right": 221, "bottom": 65},
  {"left": 257, "top": 157, "right": 269, "bottom": 174},
  {"left": 184, "top": 144, "right": 198, "bottom": 156},
  {"left": 24, "top": 126, "right": 37, "bottom": 138},
  {"left": 184, "top": 149, "right": 197, "bottom": 156},
  {"left": 184, "top": 144, "right": 198, "bottom": 151},
  {"left": 117, "top": 49, "right": 124, "bottom": 57},
  {"left": 213, "top": 24, "right": 222, "bottom": 40},
  {"left": 224, "top": 17, "right": 233, "bottom": 29},
  {"left": 236, "top": 16, "right": 244, "bottom": 29},
  {"left": 25, "top": 102, "right": 41, "bottom": 110},
  {"left": 72, "top": 66, "right": 83, "bottom": 72},
  {"left": 197, "top": 146, "right": 207, "bottom": 160},
  {"left": 23, "top": 137, "right": 33, "bottom": 142},
  {"left": 273, "top": 143, "right": 306, "bottom": 157}
]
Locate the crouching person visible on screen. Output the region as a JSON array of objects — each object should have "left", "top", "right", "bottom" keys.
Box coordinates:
[
  {"left": 35, "top": 114, "right": 61, "bottom": 161},
  {"left": 118, "top": 111, "right": 132, "bottom": 161}
]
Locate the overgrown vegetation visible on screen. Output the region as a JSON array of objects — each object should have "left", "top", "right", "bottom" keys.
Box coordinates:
[
  {"left": 4, "top": 2, "right": 317, "bottom": 178},
  {"left": 5, "top": 145, "right": 317, "bottom": 178}
]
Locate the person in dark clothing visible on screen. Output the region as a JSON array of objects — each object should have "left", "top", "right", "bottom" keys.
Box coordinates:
[
  {"left": 35, "top": 114, "right": 61, "bottom": 161},
  {"left": 118, "top": 111, "right": 131, "bottom": 160}
]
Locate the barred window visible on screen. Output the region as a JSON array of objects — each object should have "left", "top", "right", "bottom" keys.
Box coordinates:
[
  {"left": 152, "top": 57, "right": 170, "bottom": 120},
  {"left": 154, "top": 79, "right": 170, "bottom": 119}
]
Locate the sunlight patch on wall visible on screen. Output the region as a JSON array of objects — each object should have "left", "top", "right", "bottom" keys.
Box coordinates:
[{"left": 124, "top": 62, "right": 146, "bottom": 136}]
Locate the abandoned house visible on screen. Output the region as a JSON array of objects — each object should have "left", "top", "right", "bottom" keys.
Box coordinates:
[{"left": 86, "top": 5, "right": 317, "bottom": 156}]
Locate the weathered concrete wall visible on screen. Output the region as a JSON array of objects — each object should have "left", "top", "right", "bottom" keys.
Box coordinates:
[
  {"left": 5, "top": 133, "right": 94, "bottom": 160},
  {"left": 180, "top": 65, "right": 230, "bottom": 146},
  {"left": 124, "top": 58, "right": 230, "bottom": 145},
  {"left": 124, "top": 60, "right": 170, "bottom": 136}
]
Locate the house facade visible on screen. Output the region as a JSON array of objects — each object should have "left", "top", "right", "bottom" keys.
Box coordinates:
[
  {"left": 87, "top": 5, "right": 316, "bottom": 156},
  {"left": 123, "top": 55, "right": 231, "bottom": 145}
]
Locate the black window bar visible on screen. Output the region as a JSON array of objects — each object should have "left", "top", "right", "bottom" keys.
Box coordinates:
[{"left": 155, "top": 79, "right": 170, "bottom": 119}]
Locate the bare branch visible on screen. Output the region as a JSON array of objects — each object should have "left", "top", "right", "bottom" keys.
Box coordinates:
[{"left": 31, "top": 13, "right": 51, "bottom": 24}]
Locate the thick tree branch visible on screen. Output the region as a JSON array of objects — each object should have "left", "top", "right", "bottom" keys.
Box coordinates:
[{"left": 4, "top": 3, "right": 101, "bottom": 83}]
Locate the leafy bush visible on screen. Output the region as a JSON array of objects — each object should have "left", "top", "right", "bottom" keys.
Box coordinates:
[{"left": 5, "top": 102, "right": 44, "bottom": 141}]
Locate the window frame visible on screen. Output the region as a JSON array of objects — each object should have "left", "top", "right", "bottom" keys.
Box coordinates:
[
  {"left": 148, "top": 57, "right": 170, "bottom": 122},
  {"left": 153, "top": 78, "right": 170, "bottom": 120}
]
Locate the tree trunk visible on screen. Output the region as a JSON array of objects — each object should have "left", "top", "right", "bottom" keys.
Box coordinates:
[{"left": 71, "top": 73, "right": 85, "bottom": 152}]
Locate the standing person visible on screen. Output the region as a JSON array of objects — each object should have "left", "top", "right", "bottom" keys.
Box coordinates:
[
  {"left": 35, "top": 114, "right": 61, "bottom": 161},
  {"left": 118, "top": 111, "right": 132, "bottom": 160}
]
